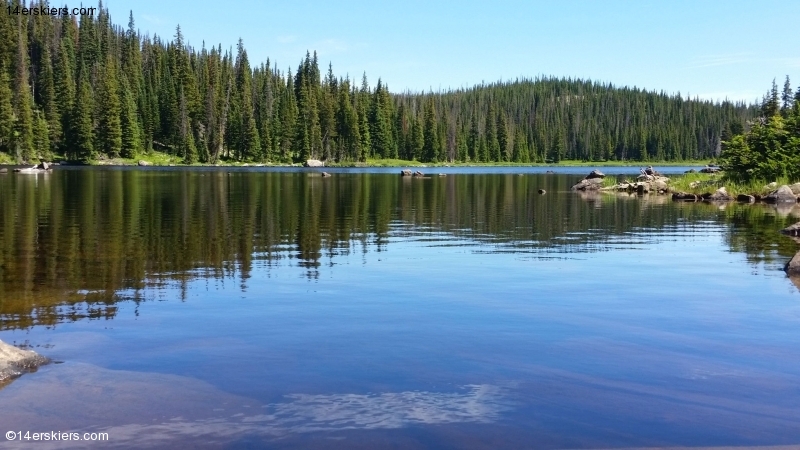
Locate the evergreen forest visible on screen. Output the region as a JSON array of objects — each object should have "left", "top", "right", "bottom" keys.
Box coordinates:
[
  {"left": 0, "top": 1, "right": 759, "bottom": 165},
  {"left": 720, "top": 77, "right": 800, "bottom": 181}
]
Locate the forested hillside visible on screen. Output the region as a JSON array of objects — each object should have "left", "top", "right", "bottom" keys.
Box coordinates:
[{"left": 0, "top": 1, "right": 756, "bottom": 164}]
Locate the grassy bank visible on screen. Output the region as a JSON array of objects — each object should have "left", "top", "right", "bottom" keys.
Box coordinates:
[
  {"left": 668, "top": 172, "right": 796, "bottom": 196},
  {"left": 0, "top": 150, "right": 713, "bottom": 168}
]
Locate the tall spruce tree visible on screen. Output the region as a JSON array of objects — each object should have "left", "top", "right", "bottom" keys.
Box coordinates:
[{"left": 97, "top": 59, "right": 123, "bottom": 158}]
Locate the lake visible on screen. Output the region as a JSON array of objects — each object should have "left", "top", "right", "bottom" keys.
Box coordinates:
[{"left": 1, "top": 167, "right": 799, "bottom": 449}]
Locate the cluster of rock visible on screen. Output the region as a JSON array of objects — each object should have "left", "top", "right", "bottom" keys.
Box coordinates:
[
  {"left": 570, "top": 170, "right": 607, "bottom": 191},
  {"left": 12, "top": 162, "right": 53, "bottom": 173},
  {"left": 699, "top": 165, "right": 722, "bottom": 174},
  {"left": 603, "top": 174, "right": 671, "bottom": 194},
  {"left": 400, "top": 170, "right": 427, "bottom": 178},
  {"left": 673, "top": 183, "right": 800, "bottom": 204},
  {"left": 571, "top": 167, "right": 672, "bottom": 194},
  {"left": 0, "top": 340, "right": 49, "bottom": 383}
]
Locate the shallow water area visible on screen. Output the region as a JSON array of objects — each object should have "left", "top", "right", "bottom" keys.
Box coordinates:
[{"left": 1, "top": 167, "right": 799, "bottom": 449}]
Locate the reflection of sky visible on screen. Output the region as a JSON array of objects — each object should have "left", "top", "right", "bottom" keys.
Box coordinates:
[
  {"left": 105, "top": 386, "right": 511, "bottom": 444},
  {"left": 249, "top": 384, "right": 511, "bottom": 431}
]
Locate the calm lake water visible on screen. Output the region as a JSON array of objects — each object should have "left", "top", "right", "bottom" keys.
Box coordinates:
[{"left": 1, "top": 167, "right": 799, "bottom": 449}]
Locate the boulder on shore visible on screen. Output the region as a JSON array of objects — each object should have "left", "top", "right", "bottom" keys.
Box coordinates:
[
  {"left": 707, "top": 187, "right": 732, "bottom": 202},
  {"left": 138, "top": 160, "right": 152, "bottom": 166},
  {"left": 304, "top": 159, "right": 324, "bottom": 168},
  {"left": 0, "top": 340, "right": 49, "bottom": 383},
  {"left": 764, "top": 185, "right": 797, "bottom": 203}
]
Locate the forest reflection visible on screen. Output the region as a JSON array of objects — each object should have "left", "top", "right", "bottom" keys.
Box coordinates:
[{"left": 1, "top": 169, "right": 799, "bottom": 330}]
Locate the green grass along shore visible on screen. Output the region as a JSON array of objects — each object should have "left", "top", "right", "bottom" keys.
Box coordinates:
[{"left": 0, "top": 150, "right": 714, "bottom": 168}]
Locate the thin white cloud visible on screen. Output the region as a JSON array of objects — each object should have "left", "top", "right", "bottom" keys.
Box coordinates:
[
  {"left": 687, "top": 53, "right": 756, "bottom": 69},
  {"left": 277, "top": 35, "right": 297, "bottom": 44},
  {"left": 139, "top": 14, "right": 163, "bottom": 25}
]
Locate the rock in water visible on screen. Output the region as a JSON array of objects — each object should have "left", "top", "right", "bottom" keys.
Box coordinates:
[
  {"left": 737, "top": 194, "right": 756, "bottom": 203},
  {"left": 786, "top": 251, "right": 800, "bottom": 275},
  {"left": 538, "top": 189, "right": 546, "bottom": 195},
  {"left": 571, "top": 177, "right": 604, "bottom": 191},
  {"left": 585, "top": 170, "right": 605, "bottom": 179},
  {"left": 781, "top": 221, "right": 800, "bottom": 236},
  {"left": 304, "top": 159, "right": 324, "bottom": 168},
  {"left": 321, "top": 172, "right": 331, "bottom": 177},
  {"left": 672, "top": 192, "right": 698, "bottom": 201},
  {"left": 764, "top": 185, "right": 797, "bottom": 203},
  {"left": 400, "top": 169, "right": 412, "bottom": 177},
  {"left": 0, "top": 340, "right": 49, "bottom": 383}
]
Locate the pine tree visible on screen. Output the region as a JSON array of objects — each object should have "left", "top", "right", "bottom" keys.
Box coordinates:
[
  {"left": 70, "top": 70, "right": 94, "bottom": 161},
  {"left": 422, "top": 97, "right": 438, "bottom": 162},
  {"left": 512, "top": 129, "right": 529, "bottom": 163},
  {"left": 97, "top": 59, "right": 123, "bottom": 158},
  {"left": 120, "top": 77, "right": 141, "bottom": 158},
  {"left": 13, "top": 16, "right": 34, "bottom": 162},
  {"left": 781, "top": 76, "right": 794, "bottom": 115},
  {"left": 0, "top": 65, "right": 13, "bottom": 153},
  {"left": 53, "top": 40, "right": 75, "bottom": 154},
  {"left": 33, "top": 110, "right": 51, "bottom": 161}
]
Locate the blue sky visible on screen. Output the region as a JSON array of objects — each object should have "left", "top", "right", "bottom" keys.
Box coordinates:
[{"left": 101, "top": 0, "right": 799, "bottom": 102}]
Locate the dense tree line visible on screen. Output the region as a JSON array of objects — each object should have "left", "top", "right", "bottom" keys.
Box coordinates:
[
  {"left": 720, "top": 77, "right": 800, "bottom": 181},
  {"left": 0, "top": 1, "right": 756, "bottom": 164}
]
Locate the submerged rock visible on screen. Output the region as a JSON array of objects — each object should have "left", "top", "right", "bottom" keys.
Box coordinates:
[{"left": 0, "top": 340, "right": 49, "bottom": 383}]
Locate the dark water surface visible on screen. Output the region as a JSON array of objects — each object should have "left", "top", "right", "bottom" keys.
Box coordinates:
[{"left": 1, "top": 167, "right": 799, "bottom": 449}]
